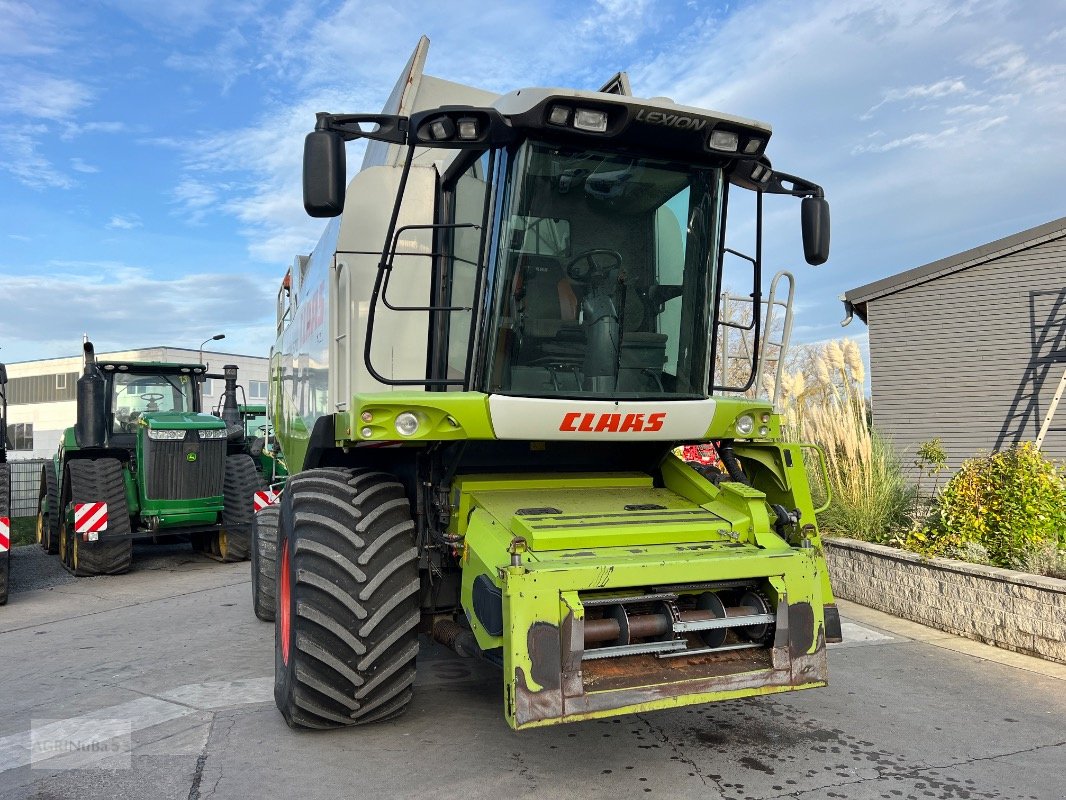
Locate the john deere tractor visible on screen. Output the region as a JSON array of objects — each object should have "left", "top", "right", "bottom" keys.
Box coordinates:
[
  {"left": 266, "top": 39, "right": 839, "bottom": 731},
  {"left": 0, "top": 362, "right": 10, "bottom": 605},
  {"left": 36, "top": 343, "right": 261, "bottom": 575}
]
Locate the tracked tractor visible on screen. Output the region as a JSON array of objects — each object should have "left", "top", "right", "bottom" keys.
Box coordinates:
[
  {"left": 270, "top": 38, "right": 839, "bottom": 731},
  {"left": 36, "top": 343, "right": 261, "bottom": 575},
  {"left": 0, "top": 363, "right": 10, "bottom": 605}
]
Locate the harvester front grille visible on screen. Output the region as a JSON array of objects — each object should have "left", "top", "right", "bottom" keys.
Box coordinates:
[{"left": 143, "top": 436, "right": 226, "bottom": 500}]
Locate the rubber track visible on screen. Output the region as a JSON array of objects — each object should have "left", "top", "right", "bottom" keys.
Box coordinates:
[
  {"left": 275, "top": 468, "right": 419, "bottom": 729},
  {"left": 67, "top": 459, "right": 133, "bottom": 576},
  {"left": 39, "top": 465, "right": 60, "bottom": 554},
  {"left": 0, "top": 464, "right": 9, "bottom": 605},
  {"left": 251, "top": 504, "right": 279, "bottom": 621},
  {"left": 220, "top": 454, "right": 259, "bottom": 562}
]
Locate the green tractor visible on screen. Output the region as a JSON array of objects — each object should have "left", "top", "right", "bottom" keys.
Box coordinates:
[
  {"left": 36, "top": 342, "right": 262, "bottom": 575},
  {"left": 266, "top": 41, "right": 840, "bottom": 731},
  {"left": 0, "top": 362, "right": 10, "bottom": 605},
  {"left": 238, "top": 404, "right": 289, "bottom": 483}
]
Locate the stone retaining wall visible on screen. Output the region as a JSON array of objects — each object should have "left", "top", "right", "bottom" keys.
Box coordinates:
[{"left": 824, "top": 538, "right": 1066, "bottom": 664}]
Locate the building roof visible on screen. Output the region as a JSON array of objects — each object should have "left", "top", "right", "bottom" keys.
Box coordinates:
[
  {"left": 843, "top": 215, "right": 1066, "bottom": 324},
  {"left": 5, "top": 346, "right": 267, "bottom": 368}
]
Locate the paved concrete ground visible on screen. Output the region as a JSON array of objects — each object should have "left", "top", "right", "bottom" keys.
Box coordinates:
[{"left": 0, "top": 542, "right": 1063, "bottom": 800}]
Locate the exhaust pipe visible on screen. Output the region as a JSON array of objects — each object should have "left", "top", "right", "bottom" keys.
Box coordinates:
[
  {"left": 75, "top": 341, "right": 107, "bottom": 448},
  {"left": 220, "top": 364, "right": 241, "bottom": 430}
]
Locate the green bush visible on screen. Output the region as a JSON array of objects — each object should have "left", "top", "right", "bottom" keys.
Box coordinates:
[{"left": 907, "top": 442, "right": 1066, "bottom": 569}]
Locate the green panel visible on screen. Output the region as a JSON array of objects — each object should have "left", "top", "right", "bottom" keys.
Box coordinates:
[
  {"left": 141, "top": 411, "right": 225, "bottom": 431},
  {"left": 342, "top": 392, "right": 495, "bottom": 444},
  {"left": 704, "top": 397, "right": 780, "bottom": 440}
]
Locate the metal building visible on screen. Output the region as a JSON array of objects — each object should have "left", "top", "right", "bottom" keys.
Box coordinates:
[
  {"left": 843, "top": 215, "right": 1066, "bottom": 472},
  {"left": 3, "top": 346, "right": 269, "bottom": 461}
]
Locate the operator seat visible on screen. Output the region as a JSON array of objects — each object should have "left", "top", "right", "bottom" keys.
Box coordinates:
[{"left": 513, "top": 254, "right": 582, "bottom": 363}]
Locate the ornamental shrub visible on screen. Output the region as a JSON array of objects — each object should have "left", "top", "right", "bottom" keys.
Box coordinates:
[{"left": 913, "top": 442, "right": 1066, "bottom": 569}]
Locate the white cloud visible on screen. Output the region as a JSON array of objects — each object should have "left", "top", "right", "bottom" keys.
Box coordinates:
[
  {"left": 861, "top": 78, "right": 968, "bottom": 119},
  {"left": 70, "top": 157, "right": 99, "bottom": 173},
  {"left": 0, "top": 125, "right": 75, "bottom": 189},
  {"left": 106, "top": 214, "right": 142, "bottom": 230},
  {"left": 0, "top": 67, "right": 93, "bottom": 120},
  {"left": 0, "top": 0, "right": 74, "bottom": 56},
  {"left": 0, "top": 263, "right": 275, "bottom": 361}
]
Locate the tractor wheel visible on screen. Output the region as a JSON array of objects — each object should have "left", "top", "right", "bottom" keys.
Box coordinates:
[
  {"left": 63, "top": 459, "right": 133, "bottom": 577},
  {"left": 251, "top": 504, "right": 280, "bottom": 621},
  {"left": 274, "top": 468, "right": 420, "bottom": 729},
  {"left": 0, "top": 463, "right": 10, "bottom": 605},
  {"left": 216, "top": 454, "right": 258, "bottom": 562},
  {"left": 37, "top": 465, "right": 60, "bottom": 554}
]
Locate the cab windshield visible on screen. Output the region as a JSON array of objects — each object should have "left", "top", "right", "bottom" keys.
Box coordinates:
[
  {"left": 481, "top": 141, "right": 724, "bottom": 399},
  {"left": 112, "top": 372, "right": 194, "bottom": 433}
]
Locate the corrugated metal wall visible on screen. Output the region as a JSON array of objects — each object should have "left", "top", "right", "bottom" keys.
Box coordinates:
[{"left": 867, "top": 233, "right": 1066, "bottom": 473}]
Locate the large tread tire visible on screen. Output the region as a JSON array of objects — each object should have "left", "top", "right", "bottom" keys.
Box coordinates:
[
  {"left": 251, "top": 504, "right": 280, "bottom": 621},
  {"left": 65, "top": 459, "right": 133, "bottom": 577},
  {"left": 274, "top": 468, "right": 420, "bottom": 730},
  {"left": 37, "top": 465, "right": 60, "bottom": 554},
  {"left": 0, "top": 463, "right": 10, "bottom": 605},
  {"left": 218, "top": 454, "right": 258, "bottom": 562}
]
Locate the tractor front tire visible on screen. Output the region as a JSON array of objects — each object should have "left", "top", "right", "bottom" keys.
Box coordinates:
[
  {"left": 38, "top": 465, "right": 60, "bottom": 554},
  {"left": 217, "top": 454, "right": 259, "bottom": 562},
  {"left": 274, "top": 468, "right": 420, "bottom": 729},
  {"left": 251, "top": 504, "right": 280, "bottom": 621},
  {"left": 64, "top": 459, "right": 133, "bottom": 577}
]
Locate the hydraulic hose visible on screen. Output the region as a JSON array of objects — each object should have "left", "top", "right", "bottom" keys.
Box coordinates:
[{"left": 716, "top": 441, "right": 750, "bottom": 485}]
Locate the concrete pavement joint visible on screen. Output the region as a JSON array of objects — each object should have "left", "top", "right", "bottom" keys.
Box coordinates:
[
  {"left": 186, "top": 712, "right": 215, "bottom": 800},
  {"left": 635, "top": 713, "right": 712, "bottom": 789},
  {"left": 761, "top": 739, "right": 1066, "bottom": 800},
  {"left": 201, "top": 715, "right": 237, "bottom": 800}
]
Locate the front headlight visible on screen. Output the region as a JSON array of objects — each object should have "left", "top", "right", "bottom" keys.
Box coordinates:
[
  {"left": 735, "top": 414, "right": 755, "bottom": 436},
  {"left": 395, "top": 411, "right": 420, "bottom": 437},
  {"left": 147, "top": 428, "right": 186, "bottom": 441},
  {"left": 198, "top": 428, "right": 227, "bottom": 439}
]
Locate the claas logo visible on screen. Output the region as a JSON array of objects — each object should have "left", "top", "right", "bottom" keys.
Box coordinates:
[{"left": 559, "top": 412, "right": 666, "bottom": 433}]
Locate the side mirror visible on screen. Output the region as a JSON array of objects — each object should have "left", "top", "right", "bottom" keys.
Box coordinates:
[
  {"left": 0, "top": 363, "right": 7, "bottom": 385},
  {"left": 801, "top": 197, "right": 830, "bottom": 266},
  {"left": 303, "top": 130, "right": 347, "bottom": 218}
]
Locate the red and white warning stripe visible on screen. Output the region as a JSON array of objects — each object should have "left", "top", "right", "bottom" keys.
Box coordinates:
[
  {"left": 0, "top": 517, "right": 9, "bottom": 552},
  {"left": 253, "top": 489, "right": 279, "bottom": 512},
  {"left": 74, "top": 502, "right": 108, "bottom": 534}
]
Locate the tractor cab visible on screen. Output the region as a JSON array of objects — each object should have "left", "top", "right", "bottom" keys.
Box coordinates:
[{"left": 107, "top": 365, "right": 202, "bottom": 434}]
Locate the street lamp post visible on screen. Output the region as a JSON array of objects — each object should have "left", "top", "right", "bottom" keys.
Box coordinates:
[{"left": 198, "top": 334, "right": 225, "bottom": 369}]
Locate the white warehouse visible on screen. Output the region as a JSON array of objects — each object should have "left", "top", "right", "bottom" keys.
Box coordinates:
[{"left": 3, "top": 346, "right": 270, "bottom": 460}]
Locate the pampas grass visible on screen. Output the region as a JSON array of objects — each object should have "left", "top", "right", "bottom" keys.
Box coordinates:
[{"left": 780, "top": 339, "right": 910, "bottom": 541}]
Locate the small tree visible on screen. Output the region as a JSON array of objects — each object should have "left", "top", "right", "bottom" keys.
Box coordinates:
[{"left": 911, "top": 438, "right": 948, "bottom": 526}]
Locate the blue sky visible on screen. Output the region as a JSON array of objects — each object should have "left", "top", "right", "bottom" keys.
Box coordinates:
[{"left": 1, "top": 0, "right": 1063, "bottom": 363}]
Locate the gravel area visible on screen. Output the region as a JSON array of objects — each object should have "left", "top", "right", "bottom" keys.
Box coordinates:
[{"left": 6, "top": 540, "right": 211, "bottom": 595}]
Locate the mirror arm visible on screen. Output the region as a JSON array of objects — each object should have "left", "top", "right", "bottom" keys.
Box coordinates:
[
  {"left": 315, "top": 112, "right": 409, "bottom": 144},
  {"left": 763, "top": 169, "right": 824, "bottom": 198}
]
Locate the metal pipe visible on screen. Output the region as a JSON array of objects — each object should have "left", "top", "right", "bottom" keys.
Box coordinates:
[{"left": 431, "top": 618, "right": 481, "bottom": 658}]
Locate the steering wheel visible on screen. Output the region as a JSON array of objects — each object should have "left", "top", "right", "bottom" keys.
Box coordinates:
[
  {"left": 140, "top": 392, "right": 165, "bottom": 411},
  {"left": 565, "top": 248, "right": 622, "bottom": 283}
]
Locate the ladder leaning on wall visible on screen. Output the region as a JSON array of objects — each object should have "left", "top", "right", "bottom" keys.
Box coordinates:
[{"left": 1035, "top": 366, "right": 1066, "bottom": 451}]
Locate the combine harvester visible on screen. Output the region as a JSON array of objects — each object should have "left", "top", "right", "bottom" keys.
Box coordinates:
[{"left": 267, "top": 37, "right": 839, "bottom": 730}]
